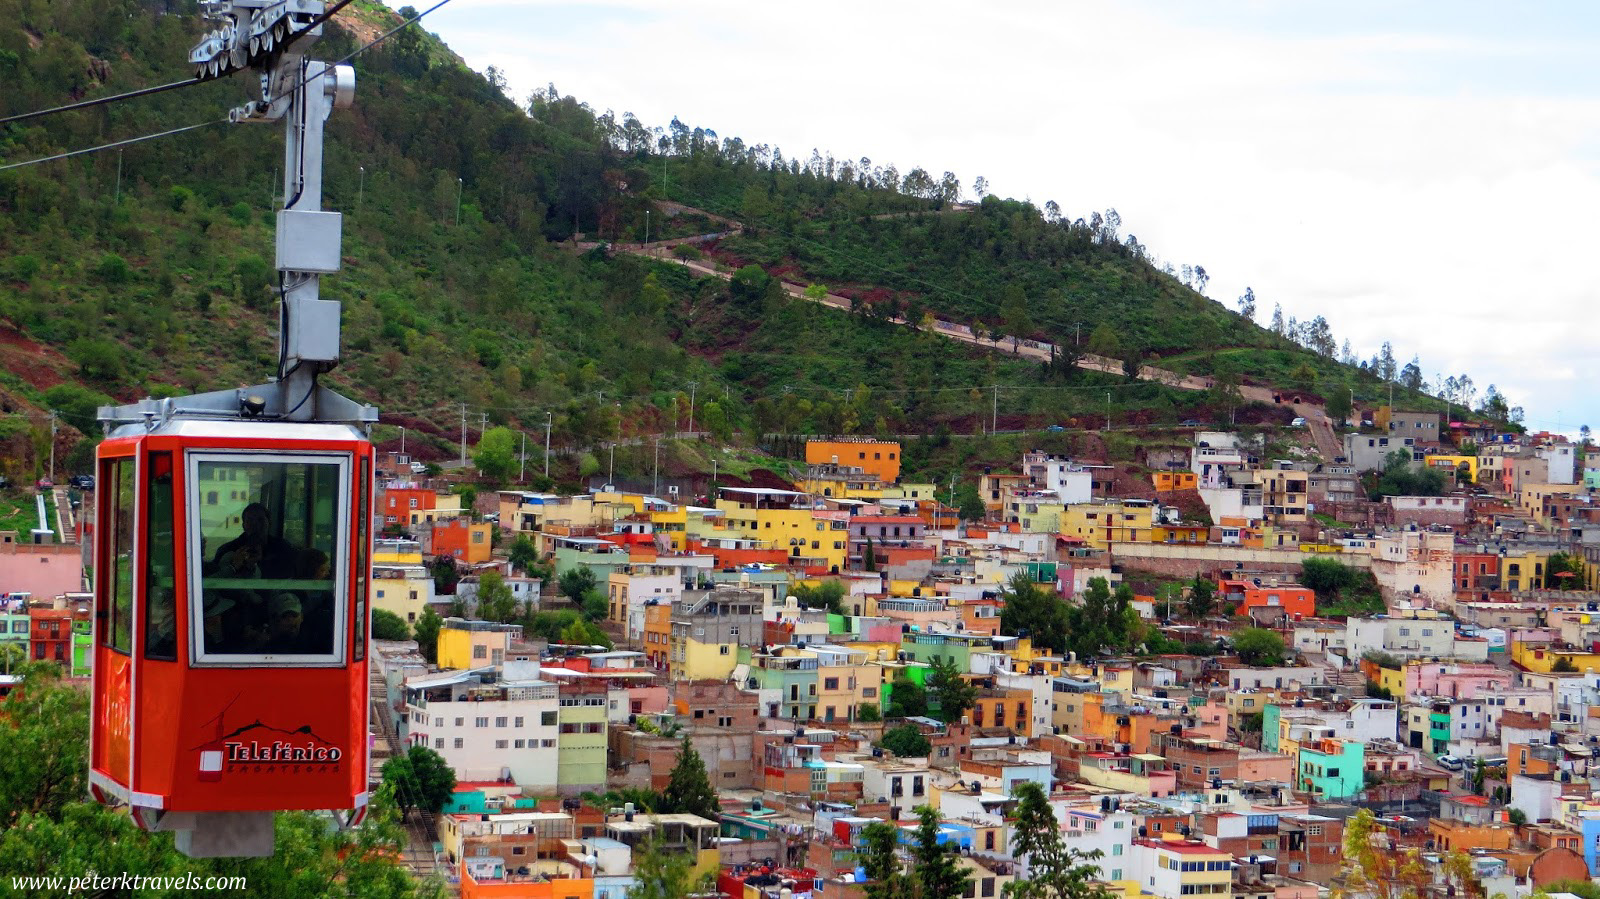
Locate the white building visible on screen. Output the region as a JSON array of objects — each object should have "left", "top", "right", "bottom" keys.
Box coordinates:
[
  {"left": 403, "top": 664, "right": 560, "bottom": 790},
  {"left": 1022, "top": 452, "right": 1096, "bottom": 504}
]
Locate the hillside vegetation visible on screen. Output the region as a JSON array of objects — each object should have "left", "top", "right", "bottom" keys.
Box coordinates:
[{"left": 0, "top": 0, "right": 1482, "bottom": 485}]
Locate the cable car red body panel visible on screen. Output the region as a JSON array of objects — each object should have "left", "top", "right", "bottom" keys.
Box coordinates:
[{"left": 89, "top": 421, "right": 372, "bottom": 817}]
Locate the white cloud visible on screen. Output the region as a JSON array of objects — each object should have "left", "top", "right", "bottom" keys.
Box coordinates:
[{"left": 387, "top": 1, "right": 1600, "bottom": 431}]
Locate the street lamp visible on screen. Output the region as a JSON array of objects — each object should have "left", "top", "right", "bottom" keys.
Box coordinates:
[
  {"left": 455, "top": 177, "right": 463, "bottom": 226},
  {"left": 358, "top": 165, "right": 365, "bottom": 209}
]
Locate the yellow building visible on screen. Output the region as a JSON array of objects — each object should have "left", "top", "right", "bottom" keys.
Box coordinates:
[
  {"left": 883, "top": 482, "right": 938, "bottom": 504},
  {"left": 437, "top": 618, "right": 523, "bottom": 670},
  {"left": 1060, "top": 501, "right": 1156, "bottom": 549},
  {"left": 798, "top": 465, "right": 886, "bottom": 501},
  {"left": 1500, "top": 548, "right": 1552, "bottom": 592},
  {"left": 1511, "top": 640, "right": 1600, "bottom": 674},
  {"left": 715, "top": 488, "right": 846, "bottom": 571},
  {"left": 1520, "top": 483, "right": 1583, "bottom": 527},
  {"left": 808, "top": 645, "right": 882, "bottom": 723},
  {"left": 649, "top": 503, "right": 688, "bottom": 551},
  {"left": 371, "top": 539, "right": 434, "bottom": 624},
  {"left": 1424, "top": 454, "right": 1479, "bottom": 484},
  {"left": 1003, "top": 492, "right": 1067, "bottom": 534},
  {"left": 1241, "top": 467, "right": 1309, "bottom": 526}
]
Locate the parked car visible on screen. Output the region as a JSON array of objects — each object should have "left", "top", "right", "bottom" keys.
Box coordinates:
[
  {"left": 1180, "top": 419, "right": 1203, "bottom": 427},
  {"left": 409, "top": 461, "right": 427, "bottom": 474},
  {"left": 1437, "top": 755, "right": 1464, "bottom": 771},
  {"left": 1046, "top": 425, "right": 1066, "bottom": 432},
  {"left": 1291, "top": 417, "right": 1307, "bottom": 427},
  {"left": 35, "top": 478, "right": 53, "bottom": 490},
  {"left": 69, "top": 474, "right": 95, "bottom": 490}
]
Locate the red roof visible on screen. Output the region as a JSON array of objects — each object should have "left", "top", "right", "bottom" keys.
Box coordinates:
[{"left": 1136, "top": 840, "right": 1228, "bottom": 856}]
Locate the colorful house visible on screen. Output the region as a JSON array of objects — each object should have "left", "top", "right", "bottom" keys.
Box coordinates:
[
  {"left": 1218, "top": 577, "right": 1316, "bottom": 620},
  {"left": 1296, "top": 737, "right": 1365, "bottom": 800},
  {"left": 434, "top": 518, "right": 493, "bottom": 564},
  {"left": 805, "top": 438, "right": 902, "bottom": 484}
]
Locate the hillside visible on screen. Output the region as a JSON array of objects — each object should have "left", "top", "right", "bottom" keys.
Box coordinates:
[{"left": 0, "top": 0, "right": 1481, "bottom": 486}]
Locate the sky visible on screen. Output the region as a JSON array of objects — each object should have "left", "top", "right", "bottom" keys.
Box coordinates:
[{"left": 383, "top": 0, "right": 1600, "bottom": 435}]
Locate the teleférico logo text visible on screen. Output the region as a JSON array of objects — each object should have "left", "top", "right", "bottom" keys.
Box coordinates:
[{"left": 224, "top": 740, "right": 343, "bottom": 763}]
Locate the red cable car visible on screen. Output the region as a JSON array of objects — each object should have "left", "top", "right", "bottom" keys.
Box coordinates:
[
  {"left": 87, "top": 3, "right": 374, "bottom": 857},
  {"left": 89, "top": 411, "right": 376, "bottom": 856}
]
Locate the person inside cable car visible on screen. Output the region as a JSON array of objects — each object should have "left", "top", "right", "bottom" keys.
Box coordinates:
[
  {"left": 262, "top": 593, "right": 306, "bottom": 654},
  {"left": 209, "top": 502, "right": 297, "bottom": 579},
  {"left": 202, "top": 593, "right": 236, "bottom": 652},
  {"left": 294, "top": 548, "right": 335, "bottom": 654}
]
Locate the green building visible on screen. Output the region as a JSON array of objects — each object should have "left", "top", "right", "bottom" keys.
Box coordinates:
[{"left": 1297, "top": 737, "right": 1365, "bottom": 800}]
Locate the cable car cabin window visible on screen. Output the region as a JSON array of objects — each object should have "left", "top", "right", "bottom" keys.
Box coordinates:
[
  {"left": 144, "top": 452, "right": 179, "bottom": 660},
  {"left": 189, "top": 454, "right": 348, "bottom": 665},
  {"left": 102, "top": 458, "right": 136, "bottom": 654}
]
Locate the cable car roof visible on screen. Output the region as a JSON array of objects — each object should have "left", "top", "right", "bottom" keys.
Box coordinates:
[{"left": 106, "top": 418, "right": 368, "bottom": 442}]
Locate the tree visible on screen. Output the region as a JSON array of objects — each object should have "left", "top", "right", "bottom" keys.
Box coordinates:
[
  {"left": 627, "top": 836, "right": 694, "bottom": 899},
  {"left": 1232, "top": 628, "right": 1287, "bottom": 667},
  {"left": 508, "top": 535, "right": 540, "bottom": 573},
  {"left": 372, "top": 608, "right": 411, "bottom": 641},
  {"left": 430, "top": 555, "right": 460, "bottom": 594},
  {"left": 1185, "top": 577, "right": 1218, "bottom": 620},
  {"left": 887, "top": 675, "right": 928, "bottom": 720},
  {"left": 1301, "top": 557, "right": 1364, "bottom": 600},
  {"left": 858, "top": 820, "right": 912, "bottom": 899},
  {"left": 1086, "top": 323, "right": 1121, "bottom": 358},
  {"left": 863, "top": 536, "right": 877, "bottom": 572},
  {"left": 954, "top": 483, "right": 986, "bottom": 521},
  {"left": 999, "top": 572, "right": 1070, "bottom": 655},
  {"left": 1399, "top": 358, "right": 1424, "bottom": 391},
  {"left": 791, "top": 580, "right": 848, "bottom": 615},
  {"left": 472, "top": 426, "right": 517, "bottom": 483},
  {"left": 559, "top": 566, "right": 597, "bottom": 602},
  {"left": 1001, "top": 284, "right": 1032, "bottom": 352},
  {"left": 1545, "top": 551, "right": 1586, "bottom": 590},
  {"left": 929, "top": 658, "right": 976, "bottom": 724},
  {"left": 880, "top": 723, "right": 932, "bottom": 758},
  {"left": 412, "top": 607, "right": 443, "bottom": 664},
  {"left": 381, "top": 744, "right": 457, "bottom": 818},
  {"left": 1005, "top": 781, "right": 1114, "bottom": 899},
  {"left": 857, "top": 703, "right": 882, "bottom": 722},
  {"left": 1341, "top": 808, "right": 1430, "bottom": 899},
  {"left": 1553, "top": 655, "right": 1579, "bottom": 673},
  {"left": 660, "top": 736, "right": 718, "bottom": 820},
  {"left": 1236, "top": 287, "right": 1256, "bottom": 321},
  {"left": 580, "top": 589, "right": 608, "bottom": 620},
  {"left": 1325, "top": 385, "right": 1352, "bottom": 423},
  {"left": 475, "top": 569, "right": 519, "bottom": 623},
  {"left": 910, "top": 805, "right": 971, "bottom": 899},
  {"left": 0, "top": 663, "right": 90, "bottom": 829}
]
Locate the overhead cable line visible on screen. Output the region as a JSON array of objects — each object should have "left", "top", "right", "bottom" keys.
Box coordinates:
[
  {"left": 0, "top": 0, "right": 456, "bottom": 173},
  {"left": 0, "top": 78, "right": 206, "bottom": 127},
  {"left": 0, "top": 120, "right": 227, "bottom": 173}
]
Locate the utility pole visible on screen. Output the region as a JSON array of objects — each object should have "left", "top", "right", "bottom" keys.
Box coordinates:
[
  {"left": 653, "top": 436, "right": 661, "bottom": 496},
  {"left": 357, "top": 165, "right": 365, "bottom": 209},
  {"left": 454, "top": 177, "right": 463, "bottom": 226},
  {"left": 459, "top": 403, "right": 468, "bottom": 467},
  {"left": 400, "top": 426, "right": 406, "bottom": 455},
  {"left": 687, "top": 380, "right": 698, "bottom": 436},
  {"left": 115, "top": 150, "right": 123, "bottom": 204},
  {"left": 519, "top": 429, "right": 526, "bottom": 482},
  {"left": 544, "top": 411, "right": 552, "bottom": 478},
  {"left": 644, "top": 208, "right": 650, "bottom": 248},
  {"left": 47, "top": 411, "right": 57, "bottom": 482},
  {"left": 992, "top": 385, "right": 999, "bottom": 435},
  {"left": 1106, "top": 392, "right": 1112, "bottom": 431}
]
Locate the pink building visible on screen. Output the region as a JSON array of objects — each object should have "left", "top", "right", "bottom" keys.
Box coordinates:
[
  {"left": 1405, "top": 662, "right": 1511, "bottom": 699},
  {"left": 0, "top": 537, "right": 83, "bottom": 599},
  {"left": 1237, "top": 750, "right": 1296, "bottom": 784}
]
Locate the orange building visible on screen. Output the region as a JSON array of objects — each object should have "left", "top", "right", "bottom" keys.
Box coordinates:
[
  {"left": 642, "top": 602, "right": 672, "bottom": 671},
  {"left": 1219, "top": 577, "right": 1316, "bottom": 619},
  {"left": 968, "top": 687, "right": 1032, "bottom": 734},
  {"left": 1153, "top": 471, "right": 1198, "bottom": 491},
  {"left": 382, "top": 486, "right": 435, "bottom": 526},
  {"left": 460, "top": 864, "right": 592, "bottom": 899},
  {"left": 433, "top": 518, "right": 493, "bottom": 564},
  {"left": 806, "top": 439, "right": 901, "bottom": 484},
  {"left": 29, "top": 607, "right": 73, "bottom": 664}
]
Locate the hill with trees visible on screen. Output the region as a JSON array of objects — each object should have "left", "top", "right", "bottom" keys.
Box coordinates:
[{"left": 0, "top": 0, "right": 1510, "bottom": 485}]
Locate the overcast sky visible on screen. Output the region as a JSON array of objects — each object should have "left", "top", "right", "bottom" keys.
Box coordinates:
[{"left": 384, "top": 0, "right": 1600, "bottom": 435}]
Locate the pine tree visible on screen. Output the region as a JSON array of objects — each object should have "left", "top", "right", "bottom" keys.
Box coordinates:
[
  {"left": 863, "top": 537, "right": 877, "bottom": 571},
  {"left": 858, "top": 821, "right": 911, "bottom": 899},
  {"left": 661, "top": 736, "right": 718, "bottom": 820},
  {"left": 1005, "top": 781, "right": 1114, "bottom": 899},
  {"left": 910, "top": 805, "right": 971, "bottom": 899}
]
